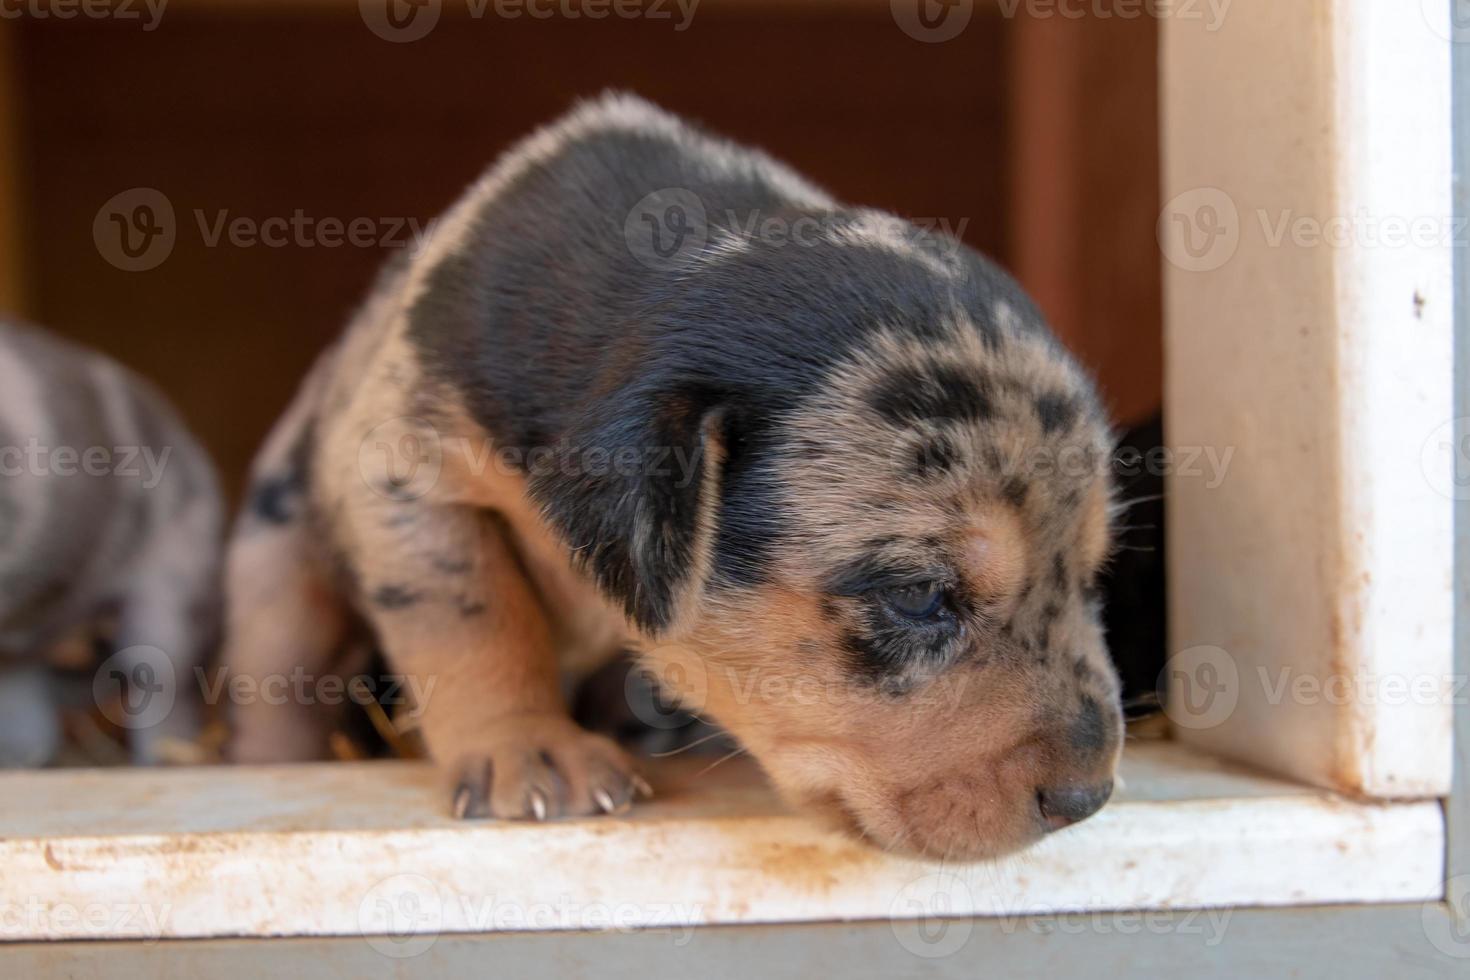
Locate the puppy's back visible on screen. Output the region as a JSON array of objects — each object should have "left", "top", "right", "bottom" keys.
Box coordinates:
[{"left": 404, "top": 93, "right": 837, "bottom": 449}]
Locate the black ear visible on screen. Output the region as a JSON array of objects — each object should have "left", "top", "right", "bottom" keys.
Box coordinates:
[{"left": 529, "top": 388, "right": 726, "bottom": 635}]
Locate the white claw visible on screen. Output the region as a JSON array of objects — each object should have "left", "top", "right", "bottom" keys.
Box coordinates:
[
  {"left": 530, "top": 790, "right": 549, "bottom": 822},
  {"left": 594, "top": 788, "right": 616, "bottom": 814},
  {"left": 631, "top": 774, "right": 654, "bottom": 799},
  {"left": 452, "top": 787, "right": 472, "bottom": 820}
]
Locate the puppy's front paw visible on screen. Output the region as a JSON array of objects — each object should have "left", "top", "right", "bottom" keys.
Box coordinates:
[{"left": 447, "top": 714, "right": 651, "bottom": 821}]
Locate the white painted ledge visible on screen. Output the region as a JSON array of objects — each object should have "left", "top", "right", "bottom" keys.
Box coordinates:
[{"left": 0, "top": 741, "right": 1443, "bottom": 942}]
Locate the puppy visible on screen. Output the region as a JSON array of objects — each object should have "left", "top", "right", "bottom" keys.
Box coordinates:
[
  {"left": 0, "top": 321, "right": 223, "bottom": 765},
  {"left": 224, "top": 93, "right": 1122, "bottom": 860}
]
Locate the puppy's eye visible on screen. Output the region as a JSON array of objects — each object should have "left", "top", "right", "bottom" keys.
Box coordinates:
[{"left": 882, "top": 581, "right": 947, "bottom": 620}]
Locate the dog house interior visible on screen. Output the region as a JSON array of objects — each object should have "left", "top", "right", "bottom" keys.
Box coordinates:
[{"left": 0, "top": 0, "right": 1457, "bottom": 967}]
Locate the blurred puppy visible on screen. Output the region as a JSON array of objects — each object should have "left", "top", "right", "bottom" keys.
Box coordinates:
[
  {"left": 0, "top": 321, "right": 223, "bottom": 765},
  {"left": 224, "top": 94, "right": 1122, "bottom": 860}
]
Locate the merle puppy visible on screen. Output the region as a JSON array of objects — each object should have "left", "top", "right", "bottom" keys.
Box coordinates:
[
  {"left": 0, "top": 321, "right": 222, "bottom": 766},
  {"left": 223, "top": 94, "right": 1122, "bottom": 860}
]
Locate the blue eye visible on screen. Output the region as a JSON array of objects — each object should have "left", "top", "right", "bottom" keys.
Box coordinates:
[{"left": 884, "top": 582, "right": 947, "bottom": 620}]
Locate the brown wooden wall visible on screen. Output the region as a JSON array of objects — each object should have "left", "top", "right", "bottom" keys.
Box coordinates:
[
  {"left": 0, "top": 21, "right": 24, "bottom": 315},
  {"left": 3, "top": 2, "right": 1159, "bottom": 498}
]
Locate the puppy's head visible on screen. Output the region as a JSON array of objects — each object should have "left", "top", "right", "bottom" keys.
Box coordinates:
[{"left": 544, "top": 214, "right": 1122, "bottom": 861}]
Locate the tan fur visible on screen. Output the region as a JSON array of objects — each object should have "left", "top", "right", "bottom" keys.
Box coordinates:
[
  {"left": 223, "top": 96, "right": 1121, "bottom": 856},
  {"left": 224, "top": 257, "right": 642, "bottom": 815},
  {"left": 631, "top": 314, "right": 1122, "bottom": 859},
  {"left": 226, "top": 285, "right": 1119, "bottom": 855},
  {"left": 965, "top": 506, "right": 1029, "bottom": 611}
]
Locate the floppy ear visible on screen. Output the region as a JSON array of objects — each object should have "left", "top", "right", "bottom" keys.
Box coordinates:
[{"left": 529, "top": 388, "right": 726, "bottom": 636}]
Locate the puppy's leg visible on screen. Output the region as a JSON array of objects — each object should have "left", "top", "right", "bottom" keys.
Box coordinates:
[
  {"left": 354, "top": 505, "right": 641, "bottom": 819},
  {"left": 221, "top": 516, "right": 348, "bottom": 763},
  {"left": 116, "top": 494, "right": 222, "bottom": 764},
  {"left": 0, "top": 663, "right": 62, "bottom": 768}
]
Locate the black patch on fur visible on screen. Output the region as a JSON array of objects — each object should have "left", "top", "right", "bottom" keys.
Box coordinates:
[
  {"left": 1069, "top": 694, "right": 1109, "bottom": 755},
  {"left": 835, "top": 592, "right": 963, "bottom": 683},
  {"left": 530, "top": 388, "right": 724, "bottom": 632},
  {"left": 248, "top": 476, "right": 301, "bottom": 525},
  {"left": 399, "top": 106, "right": 1086, "bottom": 605},
  {"left": 371, "top": 584, "right": 421, "bottom": 611},
  {"left": 456, "top": 597, "right": 488, "bottom": 617},
  {"left": 1035, "top": 393, "right": 1078, "bottom": 435},
  {"left": 1001, "top": 477, "right": 1028, "bottom": 508},
  {"left": 247, "top": 422, "right": 313, "bottom": 526},
  {"left": 872, "top": 365, "right": 992, "bottom": 427},
  {"left": 1051, "top": 553, "right": 1068, "bottom": 591},
  {"left": 712, "top": 411, "right": 782, "bottom": 589},
  {"left": 912, "top": 435, "right": 958, "bottom": 478},
  {"left": 825, "top": 555, "right": 937, "bottom": 598},
  {"left": 433, "top": 557, "right": 473, "bottom": 575},
  {"left": 841, "top": 628, "right": 891, "bottom": 680}
]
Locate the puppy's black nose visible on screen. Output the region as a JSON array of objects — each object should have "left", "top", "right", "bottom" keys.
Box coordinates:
[{"left": 1038, "top": 780, "right": 1113, "bottom": 830}]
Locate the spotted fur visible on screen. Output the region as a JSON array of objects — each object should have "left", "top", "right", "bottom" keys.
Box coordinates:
[
  {"left": 0, "top": 321, "right": 224, "bottom": 765},
  {"left": 222, "top": 93, "right": 1122, "bottom": 858}
]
